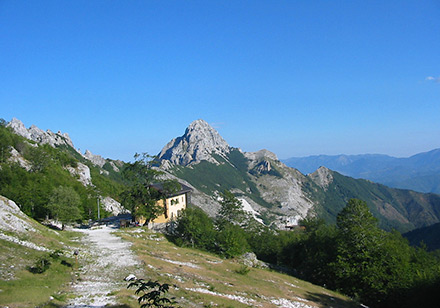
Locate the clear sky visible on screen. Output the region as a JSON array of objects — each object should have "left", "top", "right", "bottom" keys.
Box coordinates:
[{"left": 1, "top": 1, "right": 439, "bottom": 161}]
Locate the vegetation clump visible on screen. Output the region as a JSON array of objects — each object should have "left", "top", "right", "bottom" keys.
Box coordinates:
[
  {"left": 128, "top": 278, "right": 181, "bottom": 308},
  {"left": 0, "top": 122, "right": 126, "bottom": 223},
  {"left": 27, "top": 249, "right": 70, "bottom": 274},
  {"left": 172, "top": 196, "right": 440, "bottom": 308},
  {"left": 172, "top": 190, "right": 250, "bottom": 258}
]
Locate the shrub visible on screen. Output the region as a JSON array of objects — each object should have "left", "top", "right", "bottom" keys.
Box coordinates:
[
  {"left": 28, "top": 256, "right": 51, "bottom": 274},
  {"left": 127, "top": 278, "right": 181, "bottom": 308}
]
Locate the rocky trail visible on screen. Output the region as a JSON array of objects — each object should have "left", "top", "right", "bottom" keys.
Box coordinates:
[{"left": 65, "top": 225, "right": 143, "bottom": 308}]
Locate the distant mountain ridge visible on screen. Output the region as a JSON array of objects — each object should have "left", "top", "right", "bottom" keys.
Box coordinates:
[
  {"left": 6, "top": 118, "right": 122, "bottom": 173},
  {"left": 3, "top": 117, "right": 440, "bottom": 233},
  {"left": 157, "top": 120, "right": 440, "bottom": 232},
  {"left": 282, "top": 150, "right": 440, "bottom": 194}
]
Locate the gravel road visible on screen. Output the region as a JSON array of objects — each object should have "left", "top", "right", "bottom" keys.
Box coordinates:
[{"left": 65, "top": 225, "right": 143, "bottom": 308}]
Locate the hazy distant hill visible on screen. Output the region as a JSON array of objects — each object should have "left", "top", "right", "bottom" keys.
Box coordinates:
[
  {"left": 157, "top": 120, "right": 440, "bottom": 232},
  {"left": 282, "top": 149, "right": 440, "bottom": 194}
]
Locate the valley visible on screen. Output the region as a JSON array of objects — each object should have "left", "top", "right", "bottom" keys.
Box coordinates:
[{"left": 1, "top": 117, "right": 440, "bottom": 307}]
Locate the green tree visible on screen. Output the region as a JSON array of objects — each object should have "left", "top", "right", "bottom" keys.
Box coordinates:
[
  {"left": 216, "top": 222, "right": 249, "bottom": 258},
  {"left": 47, "top": 186, "right": 82, "bottom": 230},
  {"left": 27, "top": 145, "right": 51, "bottom": 172},
  {"left": 174, "top": 207, "right": 216, "bottom": 249},
  {"left": 331, "top": 199, "right": 414, "bottom": 307},
  {"left": 0, "top": 124, "right": 13, "bottom": 162},
  {"left": 217, "top": 190, "right": 247, "bottom": 226},
  {"left": 120, "top": 153, "right": 164, "bottom": 223},
  {"left": 128, "top": 278, "right": 181, "bottom": 308},
  {"left": 281, "top": 217, "right": 338, "bottom": 285},
  {"left": 161, "top": 179, "right": 182, "bottom": 195}
]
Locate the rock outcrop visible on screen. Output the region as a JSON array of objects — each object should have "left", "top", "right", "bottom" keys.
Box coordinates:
[
  {"left": 0, "top": 195, "right": 36, "bottom": 234},
  {"left": 7, "top": 118, "right": 77, "bottom": 150},
  {"left": 66, "top": 163, "right": 93, "bottom": 187},
  {"left": 8, "top": 147, "right": 31, "bottom": 171},
  {"left": 84, "top": 150, "right": 107, "bottom": 168},
  {"left": 245, "top": 150, "right": 315, "bottom": 226},
  {"left": 101, "top": 197, "right": 126, "bottom": 216},
  {"left": 309, "top": 166, "right": 334, "bottom": 191}
]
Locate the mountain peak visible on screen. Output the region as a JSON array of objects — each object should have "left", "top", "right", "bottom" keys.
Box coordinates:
[
  {"left": 308, "top": 166, "right": 334, "bottom": 190},
  {"left": 158, "top": 119, "right": 231, "bottom": 167},
  {"left": 6, "top": 117, "right": 77, "bottom": 150}
]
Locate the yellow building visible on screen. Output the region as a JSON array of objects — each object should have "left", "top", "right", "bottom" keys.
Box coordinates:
[{"left": 137, "top": 182, "right": 192, "bottom": 225}]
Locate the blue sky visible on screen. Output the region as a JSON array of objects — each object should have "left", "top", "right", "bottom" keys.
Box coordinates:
[{"left": 1, "top": 1, "right": 439, "bottom": 161}]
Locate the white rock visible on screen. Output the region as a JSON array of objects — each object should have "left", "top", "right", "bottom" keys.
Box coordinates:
[
  {"left": 66, "top": 163, "right": 92, "bottom": 186},
  {"left": 309, "top": 166, "right": 334, "bottom": 191},
  {"left": 6, "top": 118, "right": 78, "bottom": 151},
  {"left": 0, "top": 195, "right": 36, "bottom": 233},
  {"left": 83, "top": 150, "right": 107, "bottom": 168},
  {"left": 124, "top": 274, "right": 137, "bottom": 281},
  {"left": 101, "top": 196, "right": 126, "bottom": 216},
  {"left": 8, "top": 147, "right": 31, "bottom": 171}
]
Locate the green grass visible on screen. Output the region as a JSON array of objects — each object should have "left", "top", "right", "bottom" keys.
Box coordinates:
[
  {"left": 0, "top": 224, "right": 81, "bottom": 308},
  {"left": 172, "top": 149, "right": 275, "bottom": 209},
  {"left": 0, "top": 257, "right": 74, "bottom": 308}
]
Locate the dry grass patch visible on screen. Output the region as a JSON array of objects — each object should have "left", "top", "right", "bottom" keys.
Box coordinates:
[{"left": 119, "top": 228, "right": 361, "bottom": 308}]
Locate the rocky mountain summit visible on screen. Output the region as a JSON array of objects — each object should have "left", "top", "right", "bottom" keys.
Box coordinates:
[
  {"left": 7, "top": 117, "right": 77, "bottom": 150},
  {"left": 308, "top": 166, "right": 334, "bottom": 191},
  {"left": 6, "top": 118, "right": 121, "bottom": 173},
  {"left": 158, "top": 119, "right": 231, "bottom": 167}
]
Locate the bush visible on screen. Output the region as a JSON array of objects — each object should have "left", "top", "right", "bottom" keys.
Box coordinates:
[
  {"left": 28, "top": 256, "right": 51, "bottom": 274},
  {"left": 173, "top": 207, "right": 216, "bottom": 250},
  {"left": 234, "top": 265, "right": 250, "bottom": 275},
  {"left": 127, "top": 278, "right": 181, "bottom": 308},
  {"left": 216, "top": 222, "right": 249, "bottom": 258}
]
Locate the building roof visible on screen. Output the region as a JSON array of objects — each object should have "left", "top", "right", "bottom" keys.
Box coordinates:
[{"left": 150, "top": 182, "right": 192, "bottom": 198}]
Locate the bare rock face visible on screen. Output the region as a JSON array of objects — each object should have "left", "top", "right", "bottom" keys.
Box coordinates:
[
  {"left": 0, "top": 195, "right": 36, "bottom": 233},
  {"left": 8, "top": 147, "right": 31, "bottom": 171},
  {"left": 158, "top": 119, "right": 231, "bottom": 167},
  {"left": 309, "top": 166, "right": 334, "bottom": 191},
  {"left": 245, "top": 149, "right": 279, "bottom": 164},
  {"left": 101, "top": 196, "right": 126, "bottom": 216},
  {"left": 242, "top": 149, "right": 316, "bottom": 227},
  {"left": 7, "top": 118, "right": 77, "bottom": 150},
  {"left": 84, "top": 150, "right": 107, "bottom": 168},
  {"left": 6, "top": 118, "right": 31, "bottom": 139},
  {"left": 66, "top": 163, "right": 92, "bottom": 187}
]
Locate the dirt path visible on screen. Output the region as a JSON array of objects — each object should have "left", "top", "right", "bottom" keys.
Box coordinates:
[{"left": 65, "top": 225, "right": 143, "bottom": 308}]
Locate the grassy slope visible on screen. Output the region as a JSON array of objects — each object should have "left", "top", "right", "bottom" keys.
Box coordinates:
[
  {"left": 116, "top": 228, "right": 362, "bottom": 308},
  {"left": 0, "top": 222, "right": 80, "bottom": 308},
  {"left": 172, "top": 149, "right": 274, "bottom": 209}
]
